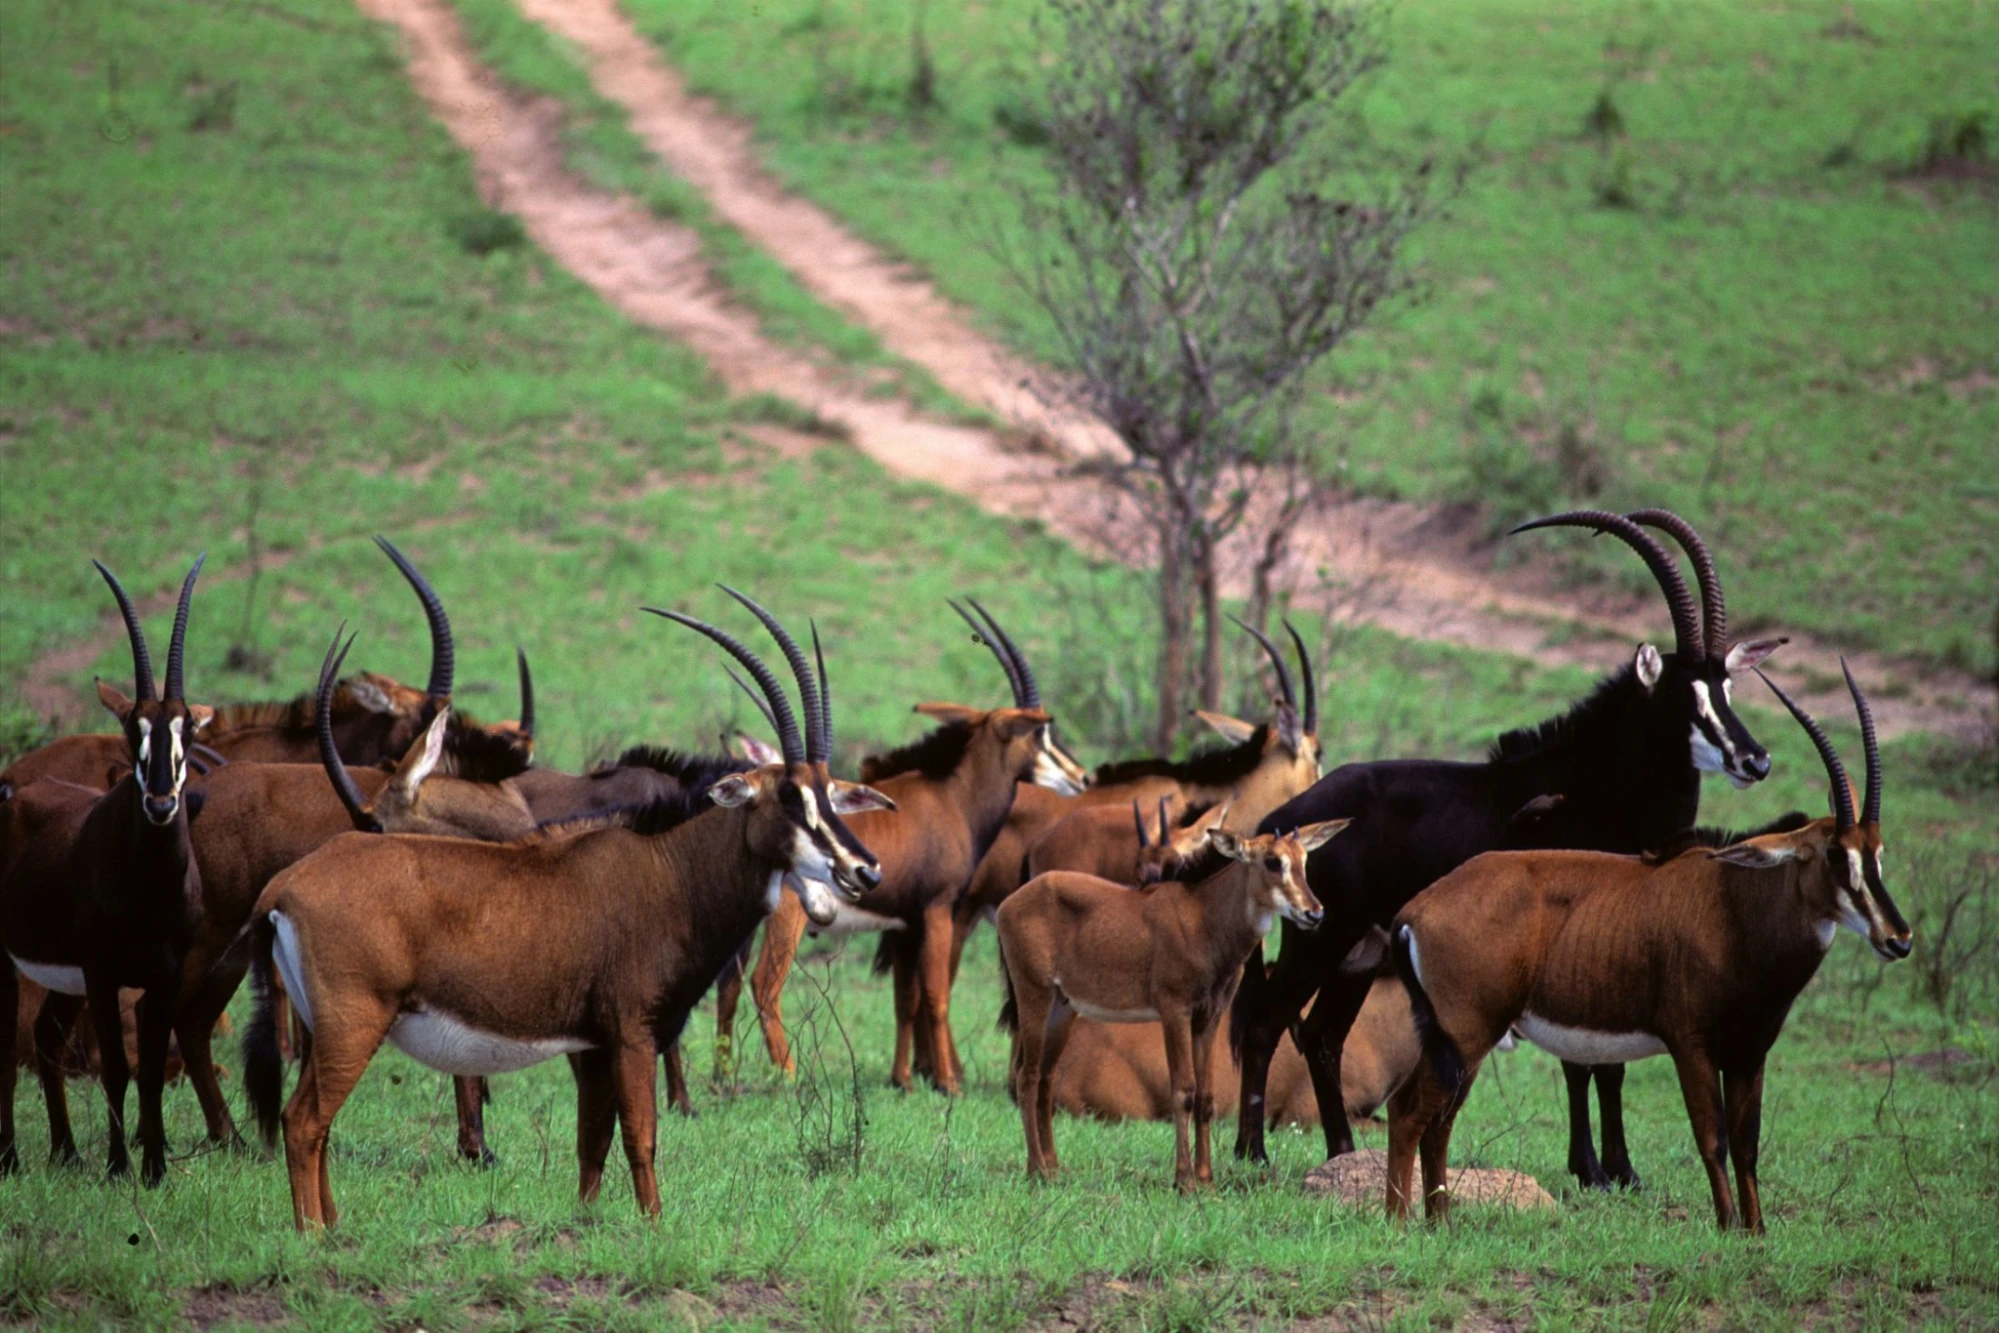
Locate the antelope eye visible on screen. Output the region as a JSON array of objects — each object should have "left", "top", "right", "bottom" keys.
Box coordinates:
[{"left": 1263, "top": 856, "right": 1282, "bottom": 872}]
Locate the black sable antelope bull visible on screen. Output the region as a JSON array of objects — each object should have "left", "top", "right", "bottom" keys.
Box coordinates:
[
  {"left": 1231, "top": 509, "right": 1783, "bottom": 1186},
  {"left": 1387, "top": 665, "right": 1907, "bottom": 1230},
  {"left": 243, "top": 593, "right": 892, "bottom": 1227},
  {"left": 1, "top": 556, "right": 206, "bottom": 1184}
]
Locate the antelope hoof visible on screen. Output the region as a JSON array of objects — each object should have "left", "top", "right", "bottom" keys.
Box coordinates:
[
  {"left": 141, "top": 1157, "right": 167, "bottom": 1189},
  {"left": 50, "top": 1139, "right": 82, "bottom": 1168}
]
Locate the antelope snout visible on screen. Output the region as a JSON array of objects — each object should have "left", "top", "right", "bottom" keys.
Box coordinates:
[
  {"left": 1738, "top": 750, "right": 1772, "bottom": 783},
  {"left": 1874, "top": 931, "right": 1913, "bottom": 962},
  {"left": 1295, "top": 905, "right": 1325, "bottom": 930},
  {"left": 843, "top": 862, "right": 882, "bottom": 897},
  {"left": 142, "top": 793, "right": 179, "bottom": 825}
]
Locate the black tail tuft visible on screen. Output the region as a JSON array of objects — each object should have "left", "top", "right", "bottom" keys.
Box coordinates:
[
  {"left": 1392, "top": 923, "right": 1469, "bottom": 1109},
  {"left": 996, "top": 944, "right": 1019, "bottom": 1034},
  {"left": 870, "top": 931, "right": 896, "bottom": 978},
  {"left": 242, "top": 918, "right": 285, "bottom": 1150},
  {"left": 1227, "top": 941, "right": 1266, "bottom": 1061}
]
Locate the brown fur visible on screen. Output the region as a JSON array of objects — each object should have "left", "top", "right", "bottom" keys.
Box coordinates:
[{"left": 997, "top": 820, "right": 1347, "bottom": 1190}]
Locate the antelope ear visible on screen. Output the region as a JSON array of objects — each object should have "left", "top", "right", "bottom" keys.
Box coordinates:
[
  {"left": 732, "top": 732, "right": 783, "bottom": 766},
  {"left": 96, "top": 679, "right": 135, "bottom": 723},
  {"left": 344, "top": 676, "right": 396, "bottom": 715},
  {"left": 1509, "top": 793, "right": 1566, "bottom": 827},
  {"left": 1724, "top": 638, "right": 1786, "bottom": 675},
  {"left": 1710, "top": 842, "right": 1797, "bottom": 869},
  {"left": 1208, "top": 828, "right": 1251, "bottom": 861},
  {"left": 828, "top": 780, "right": 896, "bottom": 814},
  {"left": 185, "top": 703, "right": 217, "bottom": 735},
  {"left": 1634, "top": 643, "right": 1664, "bottom": 692},
  {"left": 1194, "top": 711, "right": 1257, "bottom": 744},
  {"left": 913, "top": 702, "right": 984, "bottom": 728},
  {"left": 1294, "top": 817, "right": 1352, "bottom": 852},
  {"left": 392, "top": 708, "right": 450, "bottom": 797},
  {"left": 706, "top": 772, "right": 758, "bottom": 808},
  {"left": 1191, "top": 801, "right": 1232, "bottom": 834},
  {"left": 997, "top": 708, "right": 1053, "bottom": 742}
]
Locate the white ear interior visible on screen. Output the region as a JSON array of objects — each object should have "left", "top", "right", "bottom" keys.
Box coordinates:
[
  {"left": 1634, "top": 643, "right": 1664, "bottom": 691},
  {"left": 399, "top": 710, "right": 450, "bottom": 795},
  {"left": 707, "top": 774, "right": 756, "bottom": 808},
  {"left": 1194, "top": 711, "right": 1258, "bottom": 744}
]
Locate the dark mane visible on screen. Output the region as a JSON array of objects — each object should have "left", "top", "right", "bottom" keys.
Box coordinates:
[
  {"left": 527, "top": 788, "right": 714, "bottom": 842},
  {"left": 438, "top": 728, "right": 533, "bottom": 784},
  {"left": 860, "top": 724, "right": 975, "bottom": 783},
  {"left": 1642, "top": 810, "right": 1813, "bottom": 865},
  {"left": 1093, "top": 728, "right": 1271, "bottom": 788},
  {"left": 603, "top": 745, "right": 752, "bottom": 789},
  {"left": 213, "top": 692, "right": 317, "bottom": 733},
  {"left": 1488, "top": 664, "right": 1635, "bottom": 764}
]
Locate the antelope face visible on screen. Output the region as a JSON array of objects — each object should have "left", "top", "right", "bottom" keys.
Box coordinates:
[
  {"left": 1832, "top": 823, "right": 1910, "bottom": 961},
  {"left": 133, "top": 706, "right": 191, "bottom": 826},
  {"left": 1134, "top": 802, "right": 1228, "bottom": 887},
  {"left": 1210, "top": 819, "right": 1349, "bottom": 930},
  {"left": 1030, "top": 725, "right": 1090, "bottom": 796},
  {"left": 1665, "top": 647, "right": 1778, "bottom": 789}
]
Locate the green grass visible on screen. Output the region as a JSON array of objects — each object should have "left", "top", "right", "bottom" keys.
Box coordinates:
[
  {"left": 3, "top": 0, "right": 1997, "bottom": 1326},
  {"left": 633, "top": 0, "right": 1999, "bottom": 674}
]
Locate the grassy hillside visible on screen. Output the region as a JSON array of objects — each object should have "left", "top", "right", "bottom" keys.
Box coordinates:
[
  {"left": 637, "top": 0, "right": 1999, "bottom": 673},
  {"left": 2, "top": 0, "right": 1996, "bottom": 1327}
]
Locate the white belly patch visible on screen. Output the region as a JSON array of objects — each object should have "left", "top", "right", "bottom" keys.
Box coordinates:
[
  {"left": 1067, "top": 999, "right": 1160, "bottom": 1024},
  {"left": 387, "top": 1006, "right": 592, "bottom": 1076},
  {"left": 11, "top": 956, "right": 86, "bottom": 996},
  {"left": 1517, "top": 1011, "right": 1667, "bottom": 1065},
  {"left": 270, "top": 911, "right": 314, "bottom": 1033},
  {"left": 809, "top": 903, "right": 907, "bottom": 936}
]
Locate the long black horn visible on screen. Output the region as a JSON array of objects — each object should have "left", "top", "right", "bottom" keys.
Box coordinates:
[
  {"left": 1756, "top": 669, "right": 1855, "bottom": 831},
  {"left": 514, "top": 647, "right": 535, "bottom": 742},
  {"left": 1132, "top": 799, "right": 1148, "bottom": 848},
  {"left": 374, "top": 537, "right": 455, "bottom": 702},
  {"left": 968, "top": 597, "right": 1040, "bottom": 709},
  {"left": 811, "top": 620, "right": 833, "bottom": 760},
  {"left": 648, "top": 607, "right": 803, "bottom": 764},
  {"left": 317, "top": 626, "right": 380, "bottom": 833},
  {"left": 1627, "top": 510, "right": 1726, "bottom": 659},
  {"left": 162, "top": 553, "right": 205, "bottom": 702},
  {"left": 1841, "top": 658, "right": 1881, "bottom": 826},
  {"left": 1282, "top": 619, "right": 1317, "bottom": 735},
  {"left": 723, "top": 664, "right": 781, "bottom": 736},
  {"left": 93, "top": 559, "right": 156, "bottom": 702},
  {"left": 949, "top": 599, "right": 1023, "bottom": 705},
  {"left": 1511, "top": 510, "right": 1702, "bottom": 660},
  {"left": 1228, "top": 615, "right": 1295, "bottom": 712},
  {"left": 1159, "top": 795, "right": 1172, "bottom": 842},
  {"left": 719, "top": 586, "right": 825, "bottom": 764}
]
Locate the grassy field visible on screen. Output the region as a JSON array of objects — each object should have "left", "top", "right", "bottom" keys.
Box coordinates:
[
  {"left": 635, "top": 0, "right": 1999, "bottom": 674},
  {"left": 2, "top": 0, "right": 1997, "bottom": 1327}
]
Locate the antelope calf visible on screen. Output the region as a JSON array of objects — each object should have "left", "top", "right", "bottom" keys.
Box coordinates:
[
  {"left": 1386, "top": 666, "right": 1906, "bottom": 1231},
  {"left": 1, "top": 557, "right": 206, "bottom": 1184},
  {"left": 998, "top": 819, "right": 1347, "bottom": 1190},
  {"left": 245, "top": 594, "right": 892, "bottom": 1227}
]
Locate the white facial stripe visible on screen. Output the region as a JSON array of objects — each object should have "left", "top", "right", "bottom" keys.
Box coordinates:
[
  {"left": 1690, "top": 681, "right": 1734, "bottom": 758},
  {"left": 1722, "top": 677, "right": 1734, "bottom": 704},
  {"left": 137, "top": 716, "right": 152, "bottom": 766},
  {"left": 800, "top": 786, "right": 822, "bottom": 831}
]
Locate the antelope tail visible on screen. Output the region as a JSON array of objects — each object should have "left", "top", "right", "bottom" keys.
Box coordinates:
[
  {"left": 243, "top": 917, "right": 285, "bottom": 1150},
  {"left": 996, "top": 943, "right": 1019, "bottom": 1034},
  {"left": 1392, "top": 924, "right": 1469, "bottom": 1110}
]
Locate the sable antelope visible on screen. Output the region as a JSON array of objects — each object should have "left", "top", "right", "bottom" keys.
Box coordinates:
[
  {"left": 998, "top": 820, "right": 1347, "bottom": 1189},
  {"left": 10, "top": 628, "right": 542, "bottom": 1161},
  {"left": 1, "top": 557, "right": 207, "bottom": 1184},
  {"left": 1386, "top": 665, "right": 1906, "bottom": 1230},
  {"left": 712, "top": 598, "right": 1057, "bottom": 1095},
  {"left": 1, "top": 537, "right": 516, "bottom": 792},
  {"left": 242, "top": 593, "right": 892, "bottom": 1227},
  {"left": 1053, "top": 975, "right": 1418, "bottom": 1129},
  {"left": 1232, "top": 510, "right": 1781, "bottom": 1183}
]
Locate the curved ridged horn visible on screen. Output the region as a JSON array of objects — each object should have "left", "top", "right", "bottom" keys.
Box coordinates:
[
  {"left": 1282, "top": 619, "right": 1317, "bottom": 735},
  {"left": 317, "top": 625, "right": 380, "bottom": 833},
  {"left": 374, "top": 537, "right": 455, "bottom": 702},
  {"left": 93, "top": 559, "right": 156, "bottom": 702},
  {"left": 723, "top": 664, "right": 781, "bottom": 736},
  {"left": 1511, "top": 510, "right": 1702, "bottom": 660},
  {"left": 514, "top": 647, "right": 535, "bottom": 742},
  {"left": 1841, "top": 658, "right": 1881, "bottom": 826},
  {"left": 811, "top": 620, "right": 833, "bottom": 760},
  {"left": 949, "top": 599, "right": 1024, "bottom": 705},
  {"left": 162, "top": 553, "right": 205, "bottom": 701},
  {"left": 968, "top": 597, "right": 1040, "bottom": 709},
  {"left": 1132, "top": 799, "right": 1148, "bottom": 848},
  {"left": 1228, "top": 615, "right": 1296, "bottom": 713},
  {"left": 648, "top": 607, "right": 803, "bottom": 764},
  {"left": 1159, "top": 796, "right": 1172, "bottom": 844},
  {"left": 719, "top": 586, "right": 825, "bottom": 764},
  {"left": 1627, "top": 510, "right": 1726, "bottom": 659},
  {"left": 1755, "top": 669, "right": 1855, "bottom": 831}
]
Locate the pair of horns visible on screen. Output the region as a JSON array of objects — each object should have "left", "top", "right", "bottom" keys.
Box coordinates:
[
  {"left": 1132, "top": 795, "right": 1174, "bottom": 848},
  {"left": 949, "top": 598, "right": 1039, "bottom": 709},
  {"left": 1756, "top": 661, "right": 1882, "bottom": 831},
  {"left": 1511, "top": 509, "right": 1728, "bottom": 661},
  {"left": 94, "top": 553, "right": 206, "bottom": 703},
  {"left": 1228, "top": 616, "right": 1317, "bottom": 735},
  {"left": 316, "top": 625, "right": 381, "bottom": 832},
  {"left": 374, "top": 536, "right": 455, "bottom": 702},
  {"left": 649, "top": 587, "right": 831, "bottom": 767}
]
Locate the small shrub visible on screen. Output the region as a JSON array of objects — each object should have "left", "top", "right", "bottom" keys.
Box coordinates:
[
  {"left": 1581, "top": 86, "right": 1625, "bottom": 145},
  {"left": 447, "top": 209, "right": 527, "bottom": 257},
  {"left": 1901, "top": 845, "right": 1999, "bottom": 1018}
]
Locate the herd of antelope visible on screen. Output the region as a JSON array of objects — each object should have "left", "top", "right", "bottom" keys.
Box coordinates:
[{"left": 0, "top": 511, "right": 1910, "bottom": 1233}]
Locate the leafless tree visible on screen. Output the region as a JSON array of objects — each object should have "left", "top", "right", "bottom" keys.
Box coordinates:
[{"left": 995, "top": 0, "right": 1435, "bottom": 748}]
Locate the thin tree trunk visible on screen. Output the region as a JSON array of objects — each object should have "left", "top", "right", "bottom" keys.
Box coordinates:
[
  {"left": 1195, "top": 533, "right": 1223, "bottom": 713},
  {"left": 1155, "top": 520, "right": 1190, "bottom": 752}
]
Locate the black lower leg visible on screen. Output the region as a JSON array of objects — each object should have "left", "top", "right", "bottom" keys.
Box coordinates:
[
  {"left": 1596, "top": 1064, "right": 1641, "bottom": 1188},
  {"left": 1563, "top": 1061, "right": 1611, "bottom": 1189}
]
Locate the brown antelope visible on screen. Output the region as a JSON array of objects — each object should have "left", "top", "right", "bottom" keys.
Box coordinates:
[
  {"left": 998, "top": 819, "right": 1348, "bottom": 1190},
  {"left": 1, "top": 557, "right": 207, "bottom": 1184},
  {"left": 243, "top": 593, "right": 893, "bottom": 1227},
  {"left": 1386, "top": 664, "right": 1907, "bottom": 1231},
  {"left": 0, "top": 537, "right": 514, "bottom": 792},
  {"left": 1053, "top": 975, "right": 1418, "bottom": 1129},
  {"left": 713, "top": 598, "right": 1057, "bottom": 1095}
]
